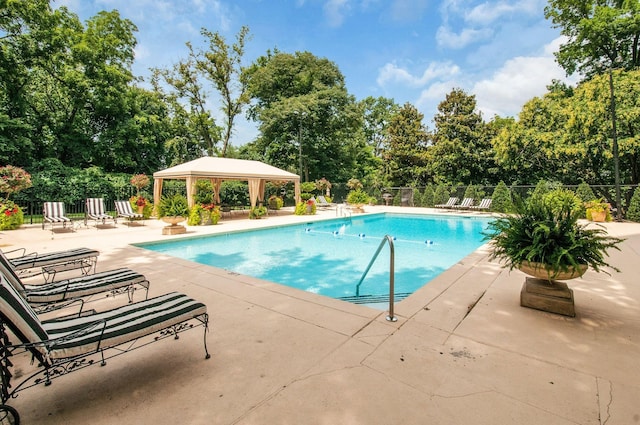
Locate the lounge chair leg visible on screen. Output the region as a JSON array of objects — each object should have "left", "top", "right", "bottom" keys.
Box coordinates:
[
  {"left": 203, "top": 314, "right": 211, "bottom": 360},
  {"left": 0, "top": 404, "right": 19, "bottom": 424}
]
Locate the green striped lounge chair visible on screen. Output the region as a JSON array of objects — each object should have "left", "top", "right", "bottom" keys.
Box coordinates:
[
  {"left": 114, "top": 200, "right": 144, "bottom": 225},
  {"left": 0, "top": 270, "right": 210, "bottom": 423},
  {"left": 85, "top": 198, "right": 117, "bottom": 228},
  {"left": 0, "top": 253, "right": 149, "bottom": 314},
  {"left": 42, "top": 202, "right": 73, "bottom": 233},
  {"left": 435, "top": 197, "right": 459, "bottom": 208},
  {"left": 0, "top": 247, "right": 99, "bottom": 281}
]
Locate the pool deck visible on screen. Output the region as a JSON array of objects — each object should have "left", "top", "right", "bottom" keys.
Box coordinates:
[{"left": 2, "top": 206, "right": 639, "bottom": 424}]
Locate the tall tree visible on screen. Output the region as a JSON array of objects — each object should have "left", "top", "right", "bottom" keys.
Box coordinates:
[
  {"left": 156, "top": 26, "right": 250, "bottom": 158},
  {"left": 428, "top": 89, "right": 493, "bottom": 184},
  {"left": 196, "top": 26, "right": 251, "bottom": 157},
  {"left": 245, "top": 51, "right": 364, "bottom": 182},
  {"left": 384, "top": 103, "right": 430, "bottom": 186},
  {"left": 545, "top": 0, "right": 640, "bottom": 217}
]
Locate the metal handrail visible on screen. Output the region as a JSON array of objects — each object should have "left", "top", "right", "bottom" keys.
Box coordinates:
[{"left": 355, "top": 235, "right": 397, "bottom": 322}]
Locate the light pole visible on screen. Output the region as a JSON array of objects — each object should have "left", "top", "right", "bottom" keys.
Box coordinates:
[
  {"left": 298, "top": 116, "right": 303, "bottom": 180},
  {"left": 296, "top": 111, "right": 306, "bottom": 180}
]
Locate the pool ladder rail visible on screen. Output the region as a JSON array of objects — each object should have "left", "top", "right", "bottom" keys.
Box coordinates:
[{"left": 355, "top": 234, "right": 398, "bottom": 322}]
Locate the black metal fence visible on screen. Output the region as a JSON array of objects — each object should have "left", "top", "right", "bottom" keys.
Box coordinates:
[{"left": 14, "top": 183, "right": 640, "bottom": 224}]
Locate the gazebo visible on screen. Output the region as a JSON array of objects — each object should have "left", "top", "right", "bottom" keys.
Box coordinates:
[{"left": 152, "top": 157, "right": 301, "bottom": 209}]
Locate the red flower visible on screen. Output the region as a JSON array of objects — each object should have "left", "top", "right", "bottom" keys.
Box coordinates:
[{"left": 306, "top": 199, "right": 314, "bottom": 206}]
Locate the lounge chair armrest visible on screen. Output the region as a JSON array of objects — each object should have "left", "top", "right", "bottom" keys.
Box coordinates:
[
  {"left": 35, "top": 298, "right": 86, "bottom": 316},
  {"left": 45, "top": 319, "right": 108, "bottom": 350},
  {"left": 3, "top": 248, "right": 27, "bottom": 258}
]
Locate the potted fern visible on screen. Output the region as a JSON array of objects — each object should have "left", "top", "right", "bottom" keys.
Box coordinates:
[
  {"left": 484, "top": 193, "right": 623, "bottom": 316},
  {"left": 158, "top": 194, "right": 190, "bottom": 234},
  {"left": 485, "top": 194, "right": 622, "bottom": 281}
]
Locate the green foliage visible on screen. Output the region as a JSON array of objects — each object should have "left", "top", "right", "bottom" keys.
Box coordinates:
[
  {"left": 392, "top": 190, "right": 401, "bottom": 206},
  {"left": 346, "top": 189, "right": 369, "bottom": 205},
  {"left": 294, "top": 200, "right": 316, "bottom": 215},
  {"left": 463, "top": 184, "right": 484, "bottom": 202},
  {"left": 412, "top": 187, "right": 423, "bottom": 207},
  {"left": 422, "top": 185, "right": 435, "bottom": 207},
  {"left": 220, "top": 180, "right": 249, "bottom": 207},
  {"left": 429, "top": 89, "right": 494, "bottom": 185},
  {"left": 433, "top": 184, "right": 450, "bottom": 206},
  {"left": 268, "top": 195, "right": 284, "bottom": 210},
  {"left": 193, "top": 180, "right": 214, "bottom": 205},
  {"left": 585, "top": 199, "right": 612, "bottom": 222},
  {"left": 300, "top": 182, "right": 317, "bottom": 194},
  {"left": 158, "top": 194, "right": 189, "bottom": 217},
  {"left": 627, "top": 187, "right": 640, "bottom": 222},
  {"left": 0, "top": 201, "right": 24, "bottom": 230},
  {"left": 249, "top": 205, "right": 267, "bottom": 219},
  {"left": 187, "top": 204, "right": 220, "bottom": 225},
  {"left": 575, "top": 182, "right": 596, "bottom": 203},
  {"left": 244, "top": 50, "right": 363, "bottom": 183},
  {"left": 485, "top": 194, "right": 623, "bottom": 277},
  {"left": 128, "top": 196, "right": 153, "bottom": 219},
  {"left": 385, "top": 103, "right": 430, "bottom": 186},
  {"left": 542, "top": 189, "right": 582, "bottom": 216},
  {"left": 491, "top": 181, "right": 513, "bottom": 213}
]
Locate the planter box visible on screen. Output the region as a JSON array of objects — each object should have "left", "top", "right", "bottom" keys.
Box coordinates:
[{"left": 520, "top": 277, "right": 575, "bottom": 317}]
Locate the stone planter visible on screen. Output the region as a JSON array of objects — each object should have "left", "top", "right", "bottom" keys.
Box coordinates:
[
  {"left": 518, "top": 261, "right": 587, "bottom": 281},
  {"left": 161, "top": 216, "right": 186, "bottom": 235},
  {"left": 518, "top": 261, "right": 587, "bottom": 317},
  {"left": 590, "top": 210, "right": 606, "bottom": 222}
]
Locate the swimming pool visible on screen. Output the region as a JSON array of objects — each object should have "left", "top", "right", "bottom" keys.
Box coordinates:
[{"left": 138, "top": 213, "right": 491, "bottom": 304}]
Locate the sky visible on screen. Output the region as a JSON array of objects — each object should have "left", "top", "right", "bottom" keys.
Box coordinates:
[{"left": 57, "top": 0, "right": 579, "bottom": 147}]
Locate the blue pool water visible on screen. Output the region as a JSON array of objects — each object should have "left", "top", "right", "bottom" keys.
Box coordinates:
[{"left": 138, "top": 213, "right": 490, "bottom": 302}]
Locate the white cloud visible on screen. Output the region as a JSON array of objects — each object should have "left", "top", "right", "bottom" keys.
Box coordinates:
[
  {"left": 377, "top": 61, "right": 460, "bottom": 87},
  {"left": 472, "top": 36, "right": 579, "bottom": 118},
  {"left": 436, "top": 25, "right": 492, "bottom": 49},
  {"left": 465, "top": 0, "right": 543, "bottom": 25},
  {"left": 324, "top": 0, "right": 351, "bottom": 27}
]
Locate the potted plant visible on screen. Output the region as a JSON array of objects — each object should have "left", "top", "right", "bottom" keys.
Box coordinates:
[
  {"left": 249, "top": 205, "right": 267, "bottom": 219},
  {"left": 158, "top": 194, "right": 189, "bottom": 234},
  {"left": 346, "top": 189, "right": 369, "bottom": 213},
  {"left": 485, "top": 195, "right": 622, "bottom": 281},
  {"left": 188, "top": 203, "right": 220, "bottom": 225},
  {"left": 484, "top": 194, "right": 622, "bottom": 316},
  {"left": 585, "top": 198, "right": 611, "bottom": 222}
]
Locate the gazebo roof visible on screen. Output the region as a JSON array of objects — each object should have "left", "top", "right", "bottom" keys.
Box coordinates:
[{"left": 153, "top": 157, "right": 299, "bottom": 181}]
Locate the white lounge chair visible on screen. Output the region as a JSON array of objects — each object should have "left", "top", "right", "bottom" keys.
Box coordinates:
[
  {"left": 115, "top": 200, "right": 144, "bottom": 225},
  {"left": 85, "top": 198, "right": 116, "bottom": 228},
  {"left": 435, "top": 197, "right": 458, "bottom": 208},
  {"left": 42, "top": 202, "right": 73, "bottom": 233}
]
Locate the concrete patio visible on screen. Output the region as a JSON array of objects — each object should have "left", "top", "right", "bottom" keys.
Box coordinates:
[{"left": 1, "top": 206, "right": 638, "bottom": 424}]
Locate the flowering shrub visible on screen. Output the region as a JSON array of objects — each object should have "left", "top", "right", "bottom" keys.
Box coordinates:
[
  {"left": 0, "top": 166, "right": 32, "bottom": 201},
  {"left": 188, "top": 203, "right": 220, "bottom": 225},
  {"left": 130, "top": 174, "right": 150, "bottom": 195},
  {"left": 0, "top": 200, "right": 24, "bottom": 230},
  {"left": 128, "top": 196, "right": 153, "bottom": 219},
  {"left": 294, "top": 199, "right": 316, "bottom": 215},
  {"left": 268, "top": 195, "right": 284, "bottom": 210}
]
